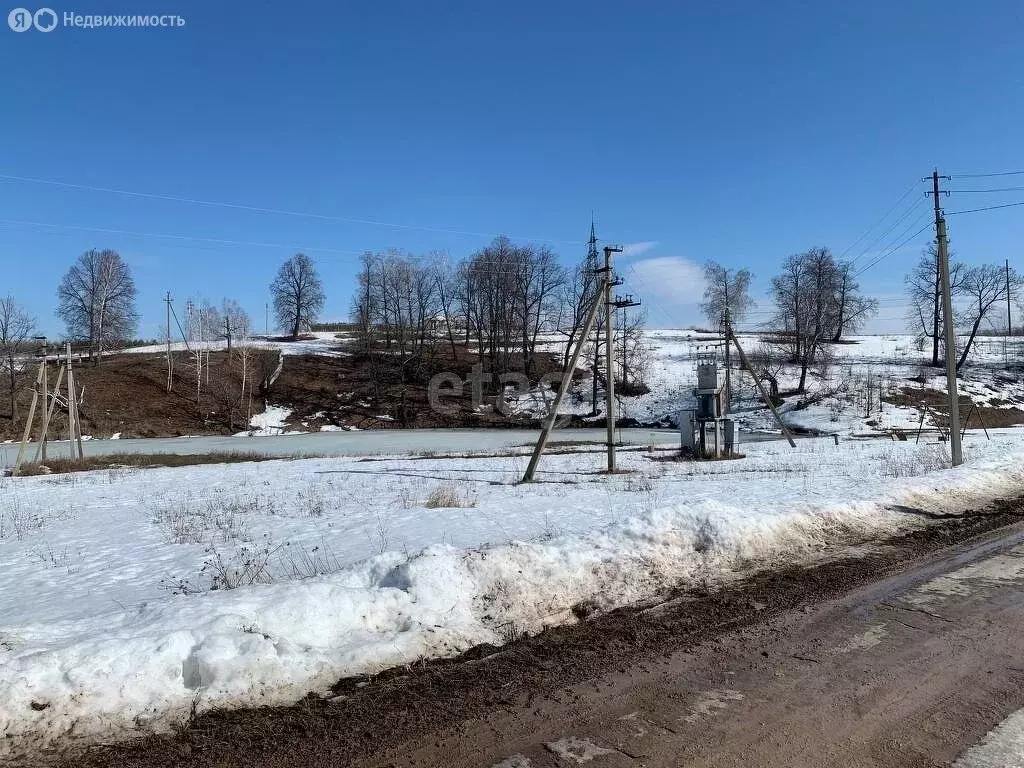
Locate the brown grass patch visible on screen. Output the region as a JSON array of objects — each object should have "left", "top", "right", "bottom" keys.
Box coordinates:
[{"left": 14, "top": 451, "right": 291, "bottom": 476}]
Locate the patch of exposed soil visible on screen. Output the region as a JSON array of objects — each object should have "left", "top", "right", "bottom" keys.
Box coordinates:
[
  {"left": 887, "top": 386, "right": 1024, "bottom": 429},
  {"left": 0, "top": 343, "right": 580, "bottom": 441}
]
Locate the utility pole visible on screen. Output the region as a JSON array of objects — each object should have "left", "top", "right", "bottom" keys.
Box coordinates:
[
  {"left": 35, "top": 336, "right": 47, "bottom": 462},
  {"left": 728, "top": 327, "right": 796, "bottom": 447},
  {"left": 265, "top": 303, "right": 270, "bottom": 337},
  {"left": 165, "top": 292, "right": 173, "bottom": 392},
  {"left": 603, "top": 245, "right": 623, "bottom": 472},
  {"left": 13, "top": 362, "right": 44, "bottom": 474},
  {"left": 66, "top": 341, "right": 83, "bottom": 459},
  {"left": 613, "top": 294, "right": 641, "bottom": 390},
  {"left": 930, "top": 169, "right": 962, "bottom": 467},
  {"left": 1007, "top": 258, "right": 1013, "bottom": 337},
  {"left": 723, "top": 308, "right": 733, "bottom": 412},
  {"left": 723, "top": 279, "right": 732, "bottom": 405},
  {"left": 523, "top": 274, "right": 607, "bottom": 482}
]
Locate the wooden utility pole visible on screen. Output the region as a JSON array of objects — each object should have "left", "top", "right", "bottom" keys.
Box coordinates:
[
  {"left": 13, "top": 362, "right": 44, "bottom": 474},
  {"left": 603, "top": 245, "right": 623, "bottom": 472},
  {"left": 522, "top": 275, "right": 607, "bottom": 482},
  {"left": 931, "top": 169, "right": 962, "bottom": 466},
  {"left": 66, "top": 341, "right": 84, "bottom": 459},
  {"left": 37, "top": 337, "right": 48, "bottom": 462},
  {"left": 33, "top": 363, "right": 65, "bottom": 464}
]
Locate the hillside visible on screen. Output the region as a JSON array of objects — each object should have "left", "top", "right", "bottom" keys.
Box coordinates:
[{"left": 3, "top": 330, "right": 1023, "bottom": 444}]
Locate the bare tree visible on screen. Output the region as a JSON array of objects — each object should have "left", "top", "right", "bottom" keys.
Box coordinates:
[
  {"left": 219, "top": 299, "right": 251, "bottom": 352},
  {"left": 271, "top": 253, "right": 325, "bottom": 339},
  {"left": 57, "top": 249, "right": 138, "bottom": 363},
  {"left": 700, "top": 262, "right": 754, "bottom": 328},
  {"left": 905, "top": 245, "right": 965, "bottom": 367},
  {"left": 561, "top": 246, "right": 601, "bottom": 374},
  {"left": 771, "top": 247, "right": 838, "bottom": 392},
  {"left": 0, "top": 296, "right": 35, "bottom": 421},
  {"left": 830, "top": 260, "right": 878, "bottom": 341},
  {"left": 956, "top": 264, "right": 1023, "bottom": 369}
]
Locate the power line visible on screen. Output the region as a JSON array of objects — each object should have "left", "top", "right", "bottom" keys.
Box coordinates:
[
  {"left": 947, "top": 201, "right": 1024, "bottom": 216},
  {"left": 0, "top": 217, "right": 366, "bottom": 257},
  {"left": 848, "top": 195, "right": 928, "bottom": 267},
  {"left": 0, "top": 172, "right": 582, "bottom": 246},
  {"left": 951, "top": 170, "right": 1024, "bottom": 179},
  {"left": 838, "top": 179, "right": 922, "bottom": 262},
  {"left": 947, "top": 187, "right": 1024, "bottom": 193},
  {"left": 853, "top": 220, "right": 933, "bottom": 279}
]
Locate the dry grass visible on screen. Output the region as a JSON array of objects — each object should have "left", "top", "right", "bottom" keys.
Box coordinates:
[
  {"left": 14, "top": 451, "right": 288, "bottom": 476},
  {"left": 424, "top": 483, "right": 477, "bottom": 509}
]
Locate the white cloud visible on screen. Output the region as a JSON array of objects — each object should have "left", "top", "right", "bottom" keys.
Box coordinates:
[
  {"left": 627, "top": 256, "right": 706, "bottom": 327},
  {"left": 620, "top": 241, "right": 658, "bottom": 258}
]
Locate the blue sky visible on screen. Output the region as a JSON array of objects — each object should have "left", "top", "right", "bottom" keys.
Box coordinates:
[{"left": 1, "top": 0, "right": 1023, "bottom": 337}]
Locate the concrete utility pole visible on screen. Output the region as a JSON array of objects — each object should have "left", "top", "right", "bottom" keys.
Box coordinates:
[
  {"left": 522, "top": 274, "right": 607, "bottom": 482},
  {"left": 723, "top": 281, "right": 732, "bottom": 405},
  {"left": 165, "top": 292, "right": 173, "bottom": 392},
  {"left": 603, "top": 245, "right": 623, "bottom": 472},
  {"left": 728, "top": 327, "right": 796, "bottom": 448},
  {"left": 1007, "top": 258, "right": 1013, "bottom": 336},
  {"left": 723, "top": 307, "right": 733, "bottom": 411},
  {"left": 931, "top": 169, "right": 963, "bottom": 467}
]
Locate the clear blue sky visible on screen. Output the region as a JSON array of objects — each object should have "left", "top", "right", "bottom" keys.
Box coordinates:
[{"left": 2, "top": 0, "right": 1022, "bottom": 337}]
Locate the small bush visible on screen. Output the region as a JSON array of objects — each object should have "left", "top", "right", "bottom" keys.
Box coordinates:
[{"left": 424, "top": 483, "right": 477, "bottom": 509}]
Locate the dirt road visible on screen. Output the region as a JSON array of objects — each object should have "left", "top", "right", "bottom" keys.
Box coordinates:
[
  {"left": 403, "top": 526, "right": 1024, "bottom": 768},
  {"left": 66, "top": 508, "right": 1024, "bottom": 768}
]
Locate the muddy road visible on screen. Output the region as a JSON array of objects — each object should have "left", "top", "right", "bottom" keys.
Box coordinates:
[{"left": 63, "top": 505, "right": 1024, "bottom": 768}]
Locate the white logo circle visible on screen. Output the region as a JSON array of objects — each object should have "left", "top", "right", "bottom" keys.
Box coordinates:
[
  {"left": 33, "top": 7, "right": 56, "bottom": 31},
  {"left": 8, "top": 7, "right": 33, "bottom": 31}
]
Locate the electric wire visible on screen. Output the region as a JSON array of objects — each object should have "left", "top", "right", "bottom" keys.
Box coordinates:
[
  {"left": 848, "top": 195, "right": 928, "bottom": 267},
  {"left": 951, "top": 170, "right": 1024, "bottom": 179},
  {"left": 0, "top": 172, "right": 581, "bottom": 245},
  {"left": 838, "top": 179, "right": 922, "bottom": 262},
  {"left": 853, "top": 220, "right": 934, "bottom": 279},
  {"left": 947, "top": 201, "right": 1024, "bottom": 216}
]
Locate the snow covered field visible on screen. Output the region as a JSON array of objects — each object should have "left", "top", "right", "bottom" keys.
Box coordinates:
[
  {"left": 3, "top": 431, "right": 1024, "bottom": 759},
  {"left": 611, "top": 331, "right": 1024, "bottom": 436}
]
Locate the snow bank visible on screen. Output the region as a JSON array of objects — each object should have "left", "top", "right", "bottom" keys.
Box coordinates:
[
  {"left": 3, "top": 435, "right": 1024, "bottom": 759},
  {"left": 236, "top": 405, "right": 292, "bottom": 436},
  {"left": 955, "top": 707, "right": 1024, "bottom": 767}
]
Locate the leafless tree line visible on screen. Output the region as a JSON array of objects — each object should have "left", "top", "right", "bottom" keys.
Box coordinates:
[{"left": 351, "top": 236, "right": 650, "bottom": 404}]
